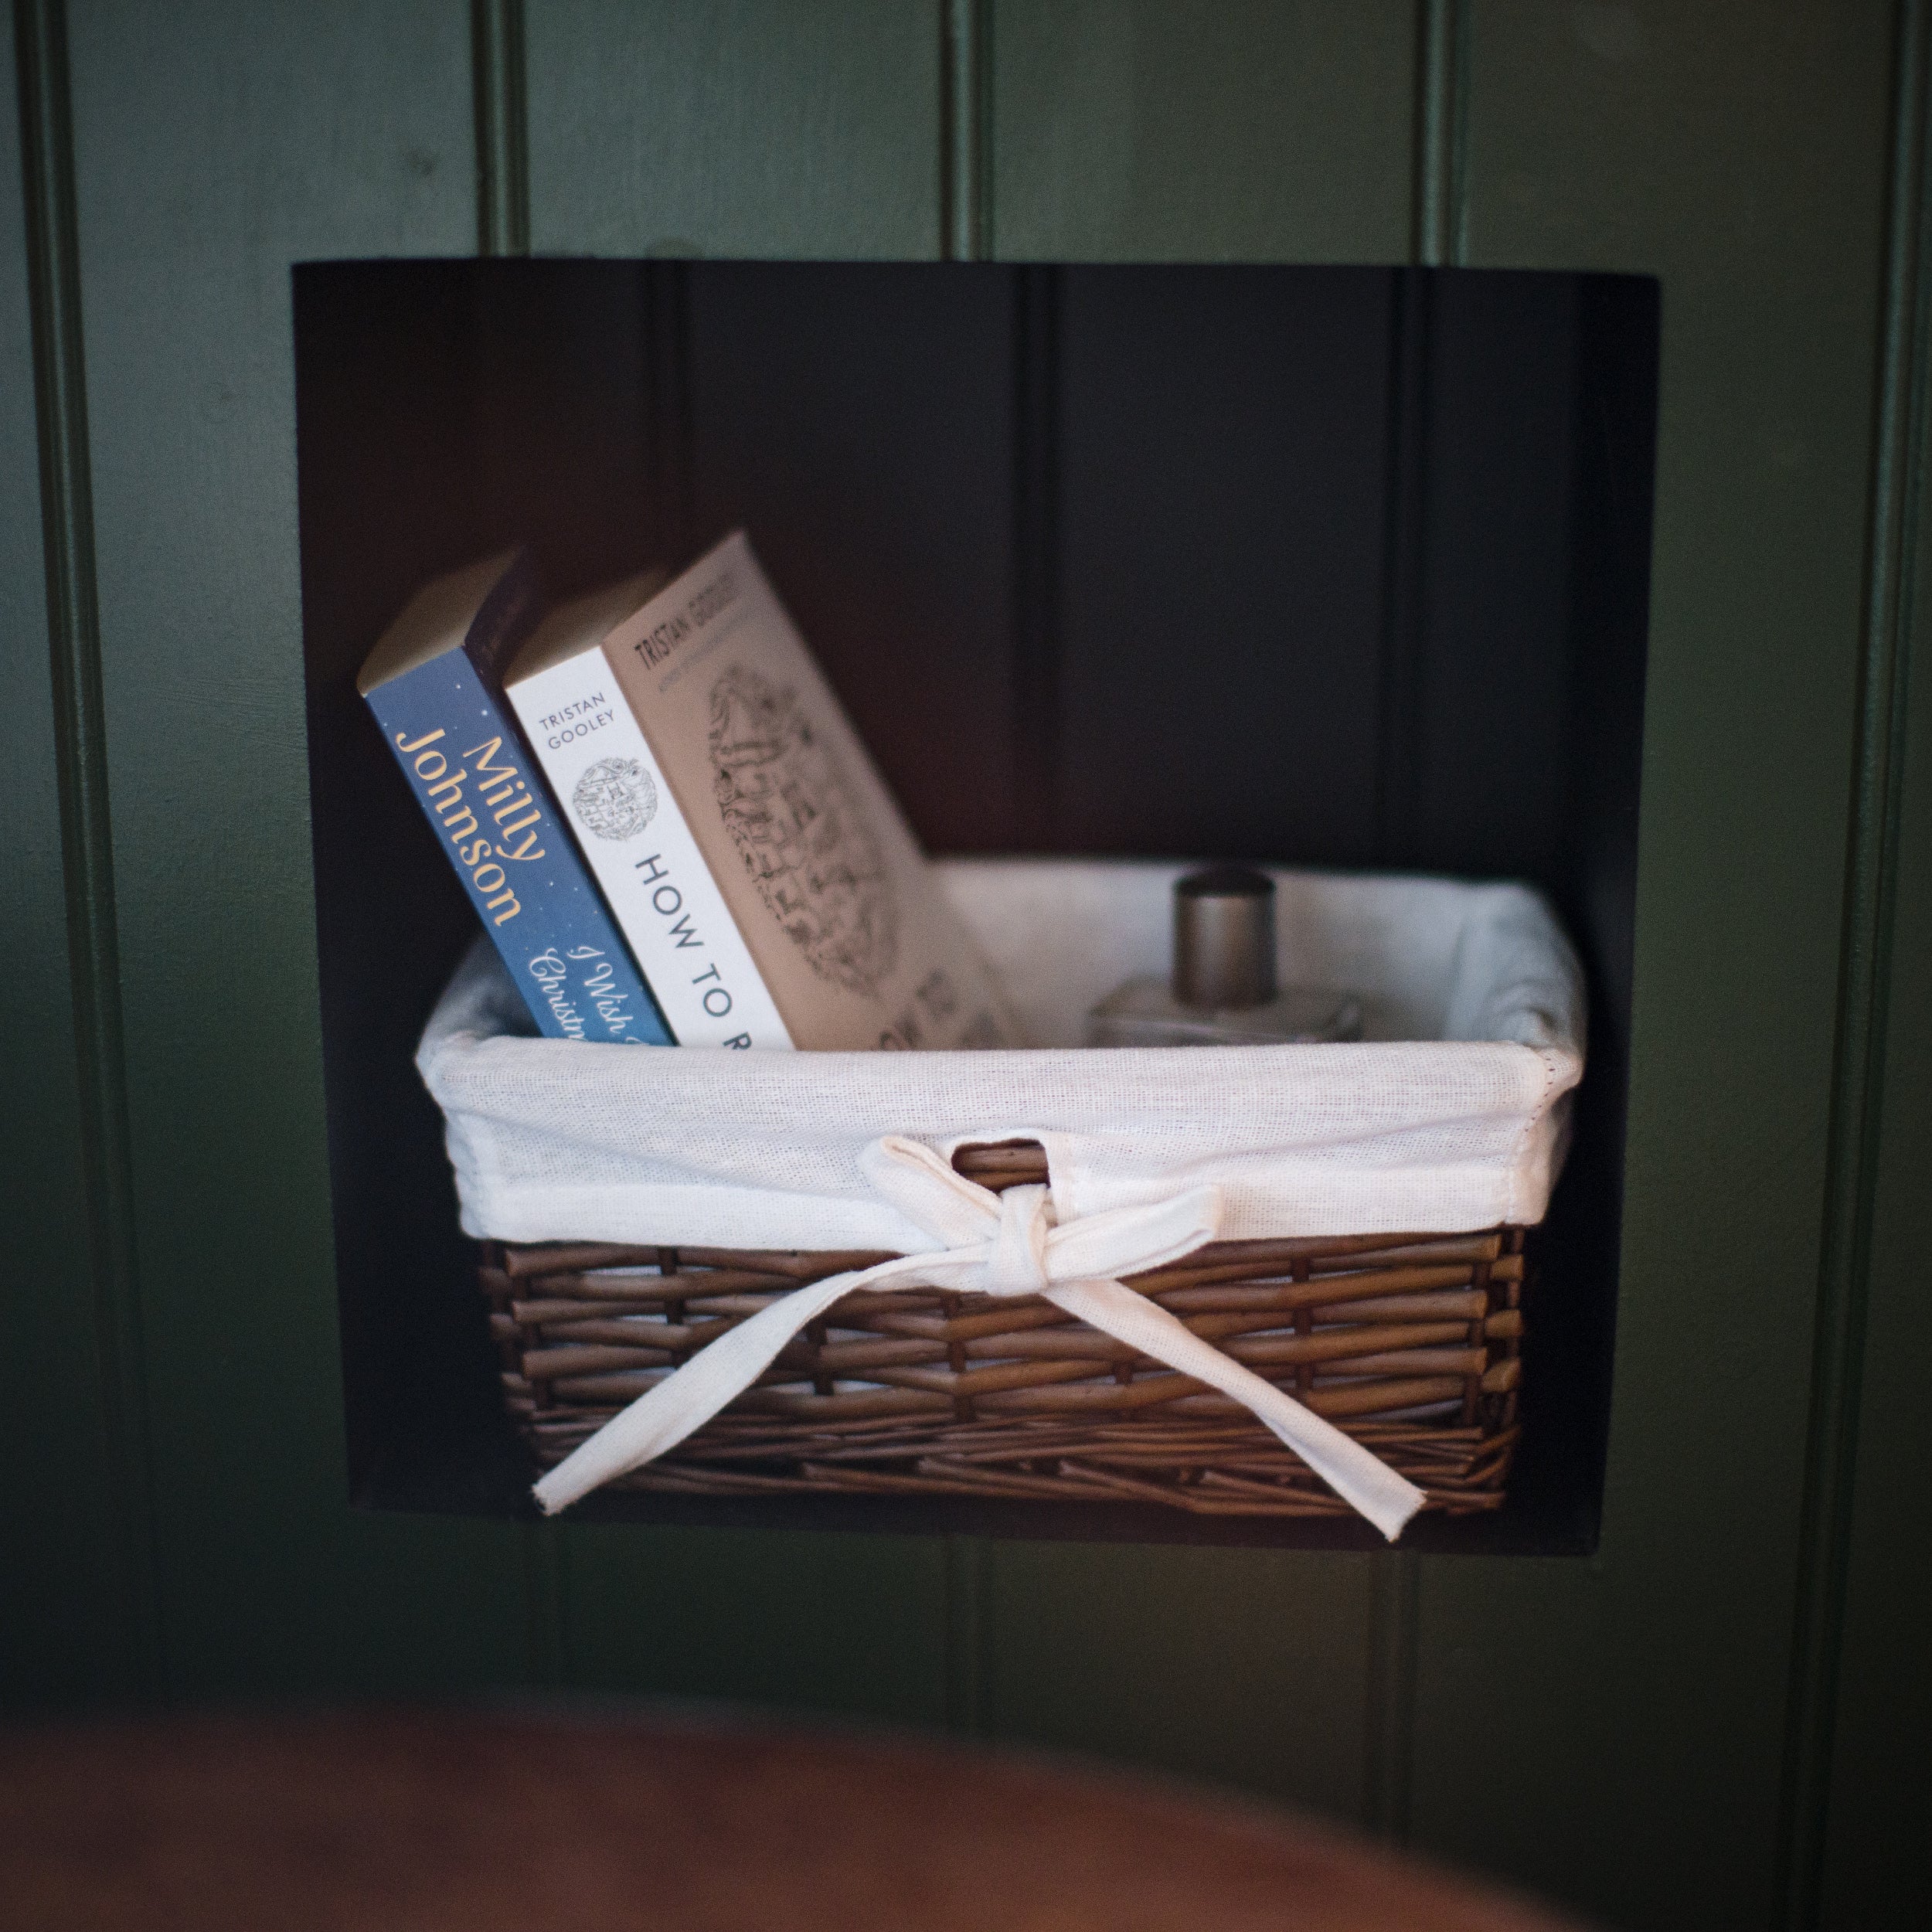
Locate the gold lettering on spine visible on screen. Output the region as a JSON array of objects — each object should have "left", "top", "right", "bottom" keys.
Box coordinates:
[
  {"left": 396, "top": 727, "right": 540, "bottom": 919},
  {"left": 466, "top": 736, "right": 545, "bottom": 859}
]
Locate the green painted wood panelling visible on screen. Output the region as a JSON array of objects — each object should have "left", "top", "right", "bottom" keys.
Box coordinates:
[
  {"left": 1818, "top": 400, "right": 1932, "bottom": 1925},
  {"left": 523, "top": 0, "right": 944, "bottom": 258},
  {"left": 983, "top": 1543, "right": 1379, "bottom": 1818},
  {"left": 944, "top": 0, "right": 988, "bottom": 260},
  {"left": 1780, "top": 11, "right": 1931, "bottom": 1924},
  {"left": 0, "top": 0, "right": 145, "bottom": 1710},
  {"left": 5, "top": 5, "right": 1926, "bottom": 1925},
  {"left": 1817, "top": 14, "right": 1932, "bottom": 1919},
  {"left": 1401, "top": 5, "right": 1900, "bottom": 1928},
  {"left": 561, "top": 1524, "right": 951, "bottom": 1724},
  {"left": 60, "top": 0, "right": 531, "bottom": 1696},
  {"left": 988, "top": 0, "right": 1420, "bottom": 262},
  {"left": 1413, "top": 0, "right": 1463, "bottom": 267},
  {"left": 472, "top": 0, "right": 529, "bottom": 257}
]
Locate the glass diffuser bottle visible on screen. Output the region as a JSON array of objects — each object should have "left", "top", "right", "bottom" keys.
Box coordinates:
[{"left": 1086, "top": 866, "right": 1362, "bottom": 1047}]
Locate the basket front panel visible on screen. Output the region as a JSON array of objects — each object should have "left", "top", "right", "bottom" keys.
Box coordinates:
[{"left": 483, "top": 1220, "right": 1527, "bottom": 1519}]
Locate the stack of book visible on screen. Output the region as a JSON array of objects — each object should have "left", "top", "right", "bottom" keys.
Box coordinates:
[{"left": 358, "top": 532, "right": 1017, "bottom": 1052}]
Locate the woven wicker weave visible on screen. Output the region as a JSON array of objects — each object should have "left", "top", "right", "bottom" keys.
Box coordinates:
[{"left": 481, "top": 1142, "right": 1526, "bottom": 1519}]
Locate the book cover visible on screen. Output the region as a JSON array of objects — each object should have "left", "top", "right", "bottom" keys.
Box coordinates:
[
  {"left": 358, "top": 551, "right": 674, "bottom": 1047},
  {"left": 505, "top": 532, "right": 1019, "bottom": 1052},
  {"left": 506, "top": 573, "right": 790, "bottom": 1047}
]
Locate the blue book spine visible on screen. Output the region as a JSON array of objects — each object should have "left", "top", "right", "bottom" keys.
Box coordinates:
[{"left": 368, "top": 648, "right": 675, "bottom": 1046}]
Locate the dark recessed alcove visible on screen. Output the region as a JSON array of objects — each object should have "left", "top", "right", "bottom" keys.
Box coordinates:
[{"left": 295, "top": 259, "right": 1657, "bottom": 1553}]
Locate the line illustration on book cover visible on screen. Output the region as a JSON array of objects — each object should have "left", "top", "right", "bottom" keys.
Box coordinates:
[
  {"left": 573, "top": 757, "right": 658, "bottom": 841},
  {"left": 503, "top": 530, "right": 1019, "bottom": 1049},
  {"left": 708, "top": 665, "right": 900, "bottom": 998}
]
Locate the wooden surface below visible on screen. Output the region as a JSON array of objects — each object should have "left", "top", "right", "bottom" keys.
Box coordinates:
[{"left": 0, "top": 1709, "right": 1580, "bottom": 1932}]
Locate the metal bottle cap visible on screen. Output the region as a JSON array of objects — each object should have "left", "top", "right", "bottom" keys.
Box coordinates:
[{"left": 1173, "top": 866, "right": 1277, "bottom": 1009}]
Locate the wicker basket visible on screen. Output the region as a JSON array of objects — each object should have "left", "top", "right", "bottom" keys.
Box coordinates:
[{"left": 481, "top": 1141, "right": 1526, "bottom": 1519}]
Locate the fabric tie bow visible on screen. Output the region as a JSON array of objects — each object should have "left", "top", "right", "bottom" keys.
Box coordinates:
[{"left": 532, "top": 1136, "right": 1425, "bottom": 1540}]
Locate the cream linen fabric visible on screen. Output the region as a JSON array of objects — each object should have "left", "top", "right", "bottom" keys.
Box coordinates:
[{"left": 417, "top": 859, "right": 1584, "bottom": 1251}]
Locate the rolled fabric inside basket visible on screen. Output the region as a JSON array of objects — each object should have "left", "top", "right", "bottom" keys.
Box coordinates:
[{"left": 531, "top": 1136, "right": 1427, "bottom": 1542}]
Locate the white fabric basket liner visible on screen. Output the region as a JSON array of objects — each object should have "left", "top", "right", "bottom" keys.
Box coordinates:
[{"left": 418, "top": 859, "right": 1585, "bottom": 1254}]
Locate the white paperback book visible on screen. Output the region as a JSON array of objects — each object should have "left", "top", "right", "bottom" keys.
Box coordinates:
[{"left": 505, "top": 572, "right": 793, "bottom": 1047}]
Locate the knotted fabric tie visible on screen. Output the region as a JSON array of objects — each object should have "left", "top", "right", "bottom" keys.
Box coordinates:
[{"left": 532, "top": 1136, "right": 1425, "bottom": 1540}]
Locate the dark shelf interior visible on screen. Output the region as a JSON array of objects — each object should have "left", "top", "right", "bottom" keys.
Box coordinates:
[{"left": 295, "top": 258, "right": 1658, "bottom": 1555}]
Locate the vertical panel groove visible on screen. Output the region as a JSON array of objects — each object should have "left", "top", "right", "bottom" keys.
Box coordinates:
[
  {"left": 1413, "top": 0, "right": 1466, "bottom": 268},
  {"left": 1013, "top": 264, "right": 1060, "bottom": 846},
  {"left": 645, "top": 260, "right": 696, "bottom": 563},
  {"left": 943, "top": 0, "right": 995, "bottom": 1730},
  {"left": 1376, "top": 270, "right": 1430, "bottom": 862},
  {"left": 1365, "top": 1550, "right": 1418, "bottom": 1840},
  {"left": 1370, "top": 0, "right": 1468, "bottom": 1833},
  {"left": 472, "top": 0, "right": 529, "bottom": 257},
  {"left": 1778, "top": 3, "right": 1929, "bottom": 1924},
  {"left": 521, "top": 1522, "right": 564, "bottom": 1686},
  {"left": 471, "top": 0, "right": 552, "bottom": 1682},
  {"left": 942, "top": 0, "right": 987, "bottom": 260},
  {"left": 943, "top": 1536, "right": 988, "bottom": 1734},
  {"left": 12, "top": 0, "right": 161, "bottom": 1692}
]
